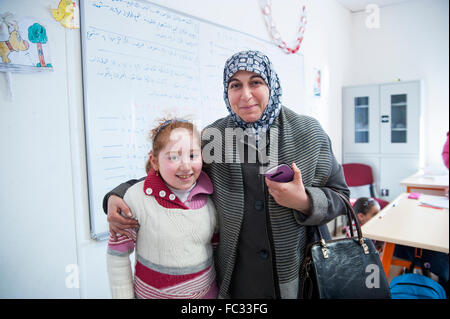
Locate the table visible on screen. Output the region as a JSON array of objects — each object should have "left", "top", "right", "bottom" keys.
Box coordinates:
[
  {"left": 362, "top": 193, "right": 449, "bottom": 277},
  {"left": 400, "top": 171, "right": 449, "bottom": 196}
]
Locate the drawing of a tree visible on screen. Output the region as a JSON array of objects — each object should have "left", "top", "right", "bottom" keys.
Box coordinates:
[{"left": 27, "top": 23, "right": 51, "bottom": 67}]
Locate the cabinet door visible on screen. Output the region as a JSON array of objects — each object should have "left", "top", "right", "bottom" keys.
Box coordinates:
[
  {"left": 343, "top": 85, "right": 380, "bottom": 154},
  {"left": 379, "top": 81, "right": 420, "bottom": 154}
]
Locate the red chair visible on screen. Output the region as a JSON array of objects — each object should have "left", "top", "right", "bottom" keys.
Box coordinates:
[{"left": 342, "top": 163, "right": 389, "bottom": 209}]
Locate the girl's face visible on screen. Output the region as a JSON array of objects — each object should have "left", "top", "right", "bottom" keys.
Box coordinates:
[
  {"left": 358, "top": 205, "right": 380, "bottom": 225},
  {"left": 227, "top": 70, "right": 270, "bottom": 123},
  {"left": 150, "top": 128, "right": 202, "bottom": 190}
]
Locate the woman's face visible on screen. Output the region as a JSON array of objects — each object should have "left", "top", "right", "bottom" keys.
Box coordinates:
[{"left": 227, "top": 70, "right": 270, "bottom": 123}]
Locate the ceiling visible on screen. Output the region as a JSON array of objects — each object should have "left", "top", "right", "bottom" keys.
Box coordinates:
[{"left": 336, "top": 0, "right": 413, "bottom": 12}]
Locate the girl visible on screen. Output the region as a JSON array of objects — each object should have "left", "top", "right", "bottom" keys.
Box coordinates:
[
  {"left": 106, "top": 119, "right": 218, "bottom": 299},
  {"left": 345, "top": 197, "right": 384, "bottom": 252}
]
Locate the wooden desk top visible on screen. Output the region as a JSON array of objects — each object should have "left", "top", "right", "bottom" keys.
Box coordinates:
[
  {"left": 362, "top": 193, "right": 449, "bottom": 253},
  {"left": 400, "top": 172, "right": 449, "bottom": 189}
]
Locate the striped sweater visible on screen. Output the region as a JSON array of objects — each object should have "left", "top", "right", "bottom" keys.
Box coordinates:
[
  {"left": 202, "top": 106, "right": 350, "bottom": 298},
  {"left": 106, "top": 169, "right": 219, "bottom": 299}
]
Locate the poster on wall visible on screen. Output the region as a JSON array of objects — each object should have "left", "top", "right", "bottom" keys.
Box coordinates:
[
  {"left": 313, "top": 67, "right": 321, "bottom": 97},
  {"left": 0, "top": 14, "right": 53, "bottom": 73}
]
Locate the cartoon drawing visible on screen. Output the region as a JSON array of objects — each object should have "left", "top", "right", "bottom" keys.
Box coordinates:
[
  {"left": 28, "top": 23, "right": 52, "bottom": 67},
  {"left": 0, "top": 25, "right": 29, "bottom": 63},
  {"left": 0, "top": 14, "right": 53, "bottom": 72},
  {"left": 52, "top": 0, "right": 79, "bottom": 29}
]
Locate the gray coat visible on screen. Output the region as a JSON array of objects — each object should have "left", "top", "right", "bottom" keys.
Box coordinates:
[{"left": 202, "top": 106, "right": 349, "bottom": 298}]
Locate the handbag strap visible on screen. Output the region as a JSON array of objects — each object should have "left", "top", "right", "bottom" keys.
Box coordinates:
[
  {"left": 333, "top": 189, "right": 363, "bottom": 240},
  {"left": 313, "top": 188, "right": 369, "bottom": 256}
]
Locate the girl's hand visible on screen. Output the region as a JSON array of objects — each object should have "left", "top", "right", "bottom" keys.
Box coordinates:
[
  {"left": 265, "top": 163, "right": 311, "bottom": 214},
  {"left": 107, "top": 195, "right": 139, "bottom": 240}
]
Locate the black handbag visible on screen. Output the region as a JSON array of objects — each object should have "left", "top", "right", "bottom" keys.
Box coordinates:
[{"left": 300, "top": 190, "right": 391, "bottom": 299}]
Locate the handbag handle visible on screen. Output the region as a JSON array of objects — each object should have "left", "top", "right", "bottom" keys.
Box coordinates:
[
  {"left": 334, "top": 190, "right": 362, "bottom": 239},
  {"left": 314, "top": 189, "right": 369, "bottom": 257}
]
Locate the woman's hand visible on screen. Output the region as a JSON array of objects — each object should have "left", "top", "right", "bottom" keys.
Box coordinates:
[
  {"left": 107, "top": 195, "right": 139, "bottom": 240},
  {"left": 265, "top": 163, "right": 311, "bottom": 215}
]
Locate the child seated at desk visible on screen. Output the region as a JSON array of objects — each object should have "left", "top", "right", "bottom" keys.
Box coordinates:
[{"left": 345, "top": 197, "right": 384, "bottom": 253}]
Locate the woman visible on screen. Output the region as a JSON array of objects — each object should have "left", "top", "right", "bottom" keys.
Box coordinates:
[{"left": 104, "top": 50, "right": 350, "bottom": 298}]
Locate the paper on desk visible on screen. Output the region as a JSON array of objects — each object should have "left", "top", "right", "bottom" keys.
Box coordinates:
[
  {"left": 419, "top": 195, "right": 449, "bottom": 209},
  {"left": 420, "top": 174, "right": 450, "bottom": 186}
]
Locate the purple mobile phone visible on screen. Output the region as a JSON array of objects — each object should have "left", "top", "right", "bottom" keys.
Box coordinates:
[{"left": 263, "top": 164, "right": 294, "bottom": 182}]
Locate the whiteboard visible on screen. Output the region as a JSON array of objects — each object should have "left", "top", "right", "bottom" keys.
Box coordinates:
[{"left": 80, "top": 0, "right": 305, "bottom": 239}]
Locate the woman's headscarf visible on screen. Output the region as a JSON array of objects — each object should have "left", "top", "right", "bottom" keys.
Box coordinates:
[{"left": 223, "top": 50, "right": 282, "bottom": 142}]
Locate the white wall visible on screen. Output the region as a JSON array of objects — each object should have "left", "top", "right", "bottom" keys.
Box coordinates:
[
  {"left": 0, "top": 2, "right": 81, "bottom": 298},
  {"left": 0, "top": 0, "right": 353, "bottom": 298},
  {"left": 296, "top": 0, "right": 353, "bottom": 160},
  {"left": 348, "top": 0, "right": 449, "bottom": 170}
]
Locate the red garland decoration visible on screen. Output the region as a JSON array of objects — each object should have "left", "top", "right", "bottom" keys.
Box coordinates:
[{"left": 260, "top": 0, "right": 307, "bottom": 54}]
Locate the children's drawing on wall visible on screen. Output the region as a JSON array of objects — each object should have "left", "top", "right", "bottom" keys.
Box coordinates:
[
  {"left": 313, "top": 67, "right": 321, "bottom": 97},
  {"left": 52, "top": 0, "right": 80, "bottom": 29},
  {"left": 28, "top": 23, "right": 52, "bottom": 68},
  {"left": 307, "top": 66, "right": 328, "bottom": 122},
  {"left": 0, "top": 24, "right": 29, "bottom": 64},
  {"left": 0, "top": 13, "right": 53, "bottom": 73}
]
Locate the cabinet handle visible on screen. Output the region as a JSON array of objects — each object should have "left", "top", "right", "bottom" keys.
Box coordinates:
[{"left": 381, "top": 115, "right": 389, "bottom": 123}]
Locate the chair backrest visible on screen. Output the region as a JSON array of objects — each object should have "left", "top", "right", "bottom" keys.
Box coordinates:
[
  {"left": 374, "top": 197, "right": 390, "bottom": 210},
  {"left": 343, "top": 163, "right": 390, "bottom": 210},
  {"left": 342, "top": 163, "right": 374, "bottom": 187}
]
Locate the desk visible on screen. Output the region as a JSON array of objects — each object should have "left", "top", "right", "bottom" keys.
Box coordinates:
[
  {"left": 362, "top": 193, "right": 449, "bottom": 277},
  {"left": 400, "top": 171, "right": 449, "bottom": 196}
]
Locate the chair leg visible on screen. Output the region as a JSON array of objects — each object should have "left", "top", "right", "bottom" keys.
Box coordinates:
[
  {"left": 370, "top": 184, "right": 375, "bottom": 198},
  {"left": 381, "top": 242, "right": 396, "bottom": 278}
]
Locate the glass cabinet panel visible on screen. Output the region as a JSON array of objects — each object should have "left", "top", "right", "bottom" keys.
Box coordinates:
[
  {"left": 390, "top": 94, "right": 407, "bottom": 143},
  {"left": 354, "top": 96, "right": 369, "bottom": 143}
]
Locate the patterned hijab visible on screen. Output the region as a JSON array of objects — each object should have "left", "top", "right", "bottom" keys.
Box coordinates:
[{"left": 223, "top": 50, "right": 282, "bottom": 142}]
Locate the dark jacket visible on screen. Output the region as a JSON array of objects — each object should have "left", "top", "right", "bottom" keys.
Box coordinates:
[{"left": 201, "top": 106, "right": 349, "bottom": 298}]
